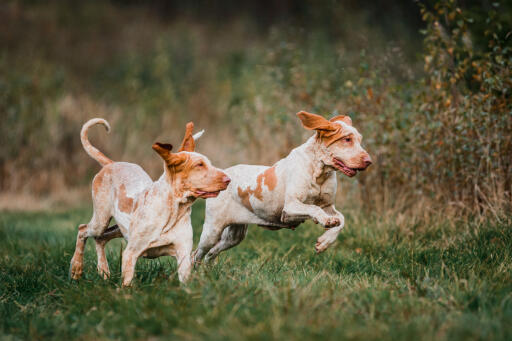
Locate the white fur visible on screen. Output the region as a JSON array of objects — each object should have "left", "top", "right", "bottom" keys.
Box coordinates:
[
  {"left": 194, "top": 117, "right": 370, "bottom": 263},
  {"left": 70, "top": 119, "right": 228, "bottom": 286},
  {"left": 192, "top": 130, "right": 204, "bottom": 140}
]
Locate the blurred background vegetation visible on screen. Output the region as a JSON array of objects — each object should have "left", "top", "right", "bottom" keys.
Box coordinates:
[{"left": 1, "top": 0, "right": 511, "bottom": 219}]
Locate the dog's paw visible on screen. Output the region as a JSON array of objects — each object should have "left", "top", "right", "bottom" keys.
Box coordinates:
[
  {"left": 69, "top": 259, "right": 83, "bottom": 280},
  {"left": 97, "top": 267, "right": 110, "bottom": 280},
  {"left": 121, "top": 281, "right": 133, "bottom": 287},
  {"left": 315, "top": 232, "right": 338, "bottom": 253},
  {"left": 192, "top": 249, "right": 205, "bottom": 266},
  {"left": 319, "top": 216, "right": 340, "bottom": 228}
]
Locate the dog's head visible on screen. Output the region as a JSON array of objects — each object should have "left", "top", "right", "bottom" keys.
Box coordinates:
[
  {"left": 297, "top": 111, "right": 372, "bottom": 177},
  {"left": 152, "top": 122, "right": 230, "bottom": 198}
]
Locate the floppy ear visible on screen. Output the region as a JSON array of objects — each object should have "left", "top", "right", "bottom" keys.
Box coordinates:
[
  {"left": 152, "top": 142, "right": 188, "bottom": 168},
  {"left": 296, "top": 111, "right": 336, "bottom": 131},
  {"left": 152, "top": 142, "right": 173, "bottom": 162},
  {"left": 178, "top": 122, "right": 195, "bottom": 152},
  {"left": 166, "top": 152, "right": 188, "bottom": 168},
  {"left": 330, "top": 114, "right": 352, "bottom": 126}
]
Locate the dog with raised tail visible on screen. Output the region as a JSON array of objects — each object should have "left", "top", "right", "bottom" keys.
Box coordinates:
[
  {"left": 70, "top": 118, "right": 230, "bottom": 286},
  {"left": 194, "top": 111, "right": 371, "bottom": 263}
]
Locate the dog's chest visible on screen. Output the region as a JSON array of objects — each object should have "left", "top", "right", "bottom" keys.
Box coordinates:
[{"left": 304, "top": 177, "right": 335, "bottom": 207}]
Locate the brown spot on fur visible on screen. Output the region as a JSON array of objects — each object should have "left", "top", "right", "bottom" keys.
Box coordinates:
[
  {"left": 253, "top": 173, "right": 264, "bottom": 200},
  {"left": 118, "top": 184, "right": 134, "bottom": 213},
  {"left": 237, "top": 167, "right": 277, "bottom": 211},
  {"left": 238, "top": 186, "right": 254, "bottom": 212},
  {"left": 92, "top": 167, "right": 112, "bottom": 194},
  {"left": 263, "top": 167, "right": 277, "bottom": 191}
]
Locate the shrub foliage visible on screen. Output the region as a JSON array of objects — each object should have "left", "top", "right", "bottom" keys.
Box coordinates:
[{"left": 0, "top": 0, "right": 510, "bottom": 217}]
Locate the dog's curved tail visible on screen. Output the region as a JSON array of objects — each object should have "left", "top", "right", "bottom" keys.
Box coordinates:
[{"left": 80, "top": 118, "right": 113, "bottom": 166}]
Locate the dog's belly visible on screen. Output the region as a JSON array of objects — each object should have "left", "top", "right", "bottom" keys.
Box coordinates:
[
  {"left": 251, "top": 201, "right": 284, "bottom": 223},
  {"left": 245, "top": 202, "right": 306, "bottom": 230},
  {"left": 142, "top": 245, "right": 175, "bottom": 258},
  {"left": 114, "top": 214, "right": 131, "bottom": 238}
]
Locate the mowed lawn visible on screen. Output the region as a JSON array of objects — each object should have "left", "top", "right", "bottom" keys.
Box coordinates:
[{"left": 1, "top": 201, "right": 511, "bottom": 340}]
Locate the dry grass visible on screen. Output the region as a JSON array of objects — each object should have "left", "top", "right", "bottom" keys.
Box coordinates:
[{"left": 1, "top": 1, "right": 510, "bottom": 220}]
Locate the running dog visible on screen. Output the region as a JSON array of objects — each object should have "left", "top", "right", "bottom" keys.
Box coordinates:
[
  {"left": 70, "top": 119, "right": 230, "bottom": 285},
  {"left": 194, "top": 111, "right": 371, "bottom": 263}
]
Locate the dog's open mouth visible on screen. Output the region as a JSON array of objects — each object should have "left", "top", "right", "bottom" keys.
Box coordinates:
[
  {"left": 194, "top": 190, "right": 221, "bottom": 198},
  {"left": 333, "top": 158, "right": 357, "bottom": 177}
]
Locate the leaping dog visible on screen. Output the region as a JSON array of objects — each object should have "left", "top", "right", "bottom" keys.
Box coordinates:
[{"left": 194, "top": 111, "right": 371, "bottom": 263}]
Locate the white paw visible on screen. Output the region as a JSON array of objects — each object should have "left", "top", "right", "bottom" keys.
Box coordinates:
[{"left": 315, "top": 231, "right": 338, "bottom": 253}]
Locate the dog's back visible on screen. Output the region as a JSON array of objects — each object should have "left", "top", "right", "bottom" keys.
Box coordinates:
[{"left": 91, "top": 162, "right": 153, "bottom": 236}]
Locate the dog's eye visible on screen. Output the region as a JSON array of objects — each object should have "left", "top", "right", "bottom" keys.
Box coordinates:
[
  {"left": 196, "top": 162, "right": 205, "bottom": 168},
  {"left": 344, "top": 137, "right": 352, "bottom": 143}
]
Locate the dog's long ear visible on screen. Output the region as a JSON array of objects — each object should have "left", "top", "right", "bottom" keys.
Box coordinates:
[
  {"left": 166, "top": 153, "right": 188, "bottom": 168},
  {"left": 178, "top": 122, "right": 195, "bottom": 152},
  {"left": 330, "top": 114, "right": 352, "bottom": 126},
  {"left": 297, "top": 111, "right": 337, "bottom": 131},
  {"left": 152, "top": 142, "right": 188, "bottom": 168},
  {"left": 152, "top": 142, "right": 173, "bottom": 162}
]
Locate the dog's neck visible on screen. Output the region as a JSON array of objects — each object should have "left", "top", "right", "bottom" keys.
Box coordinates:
[
  {"left": 152, "top": 170, "right": 195, "bottom": 226},
  {"left": 157, "top": 168, "right": 196, "bottom": 206},
  {"left": 293, "top": 135, "right": 335, "bottom": 185}
]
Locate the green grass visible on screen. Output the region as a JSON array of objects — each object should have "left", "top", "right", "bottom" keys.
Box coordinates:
[{"left": 1, "top": 202, "right": 511, "bottom": 340}]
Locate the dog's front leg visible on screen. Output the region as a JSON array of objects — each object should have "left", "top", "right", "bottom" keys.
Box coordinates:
[
  {"left": 173, "top": 223, "right": 193, "bottom": 283},
  {"left": 282, "top": 200, "right": 341, "bottom": 228},
  {"left": 175, "top": 244, "right": 192, "bottom": 283},
  {"left": 315, "top": 205, "right": 345, "bottom": 253}
]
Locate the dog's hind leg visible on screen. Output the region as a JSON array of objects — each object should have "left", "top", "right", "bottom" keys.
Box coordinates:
[
  {"left": 70, "top": 223, "right": 89, "bottom": 280},
  {"left": 194, "top": 217, "right": 227, "bottom": 264},
  {"left": 204, "top": 224, "right": 248, "bottom": 262},
  {"left": 94, "top": 225, "right": 123, "bottom": 279},
  {"left": 70, "top": 210, "right": 111, "bottom": 280}
]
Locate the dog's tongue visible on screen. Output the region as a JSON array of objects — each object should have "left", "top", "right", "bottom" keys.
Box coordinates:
[
  {"left": 334, "top": 159, "right": 356, "bottom": 176},
  {"left": 196, "top": 190, "right": 219, "bottom": 198}
]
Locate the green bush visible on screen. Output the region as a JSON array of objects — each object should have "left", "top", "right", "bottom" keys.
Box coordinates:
[
  {"left": 0, "top": 0, "right": 510, "bottom": 218},
  {"left": 412, "top": 0, "right": 511, "bottom": 213}
]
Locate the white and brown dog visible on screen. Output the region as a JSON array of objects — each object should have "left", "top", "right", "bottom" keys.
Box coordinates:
[
  {"left": 194, "top": 111, "right": 371, "bottom": 263},
  {"left": 70, "top": 118, "right": 230, "bottom": 286}
]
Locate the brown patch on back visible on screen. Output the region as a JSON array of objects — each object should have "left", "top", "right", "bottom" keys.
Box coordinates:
[
  {"left": 263, "top": 167, "right": 277, "bottom": 191},
  {"left": 92, "top": 167, "right": 112, "bottom": 194},
  {"left": 238, "top": 186, "right": 254, "bottom": 212},
  {"left": 237, "top": 167, "right": 277, "bottom": 212},
  {"left": 118, "top": 184, "right": 134, "bottom": 213}
]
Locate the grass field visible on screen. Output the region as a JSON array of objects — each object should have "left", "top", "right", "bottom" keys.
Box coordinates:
[{"left": 1, "top": 202, "right": 511, "bottom": 340}]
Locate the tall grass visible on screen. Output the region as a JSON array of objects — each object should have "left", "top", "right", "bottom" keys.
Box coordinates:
[{"left": 0, "top": 205, "right": 511, "bottom": 340}]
